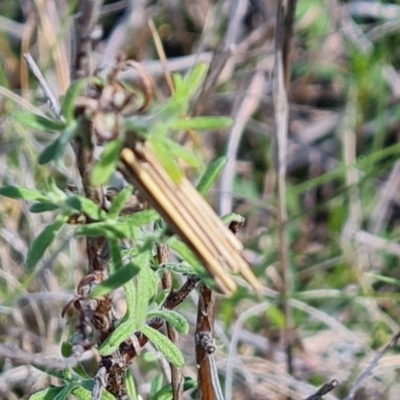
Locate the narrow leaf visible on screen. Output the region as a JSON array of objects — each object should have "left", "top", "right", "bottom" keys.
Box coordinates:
[
  {"left": 196, "top": 157, "right": 228, "bottom": 196},
  {"left": 184, "top": 63, "right": 208, "bottom": 97},
  {"left": 126, "top": 369, "right": 138, "bottom": 400},
  {"left": 65, "top": 195, "right": 107, "bottom": 220},
  {"left": 29, "top": 387, "right": 65, "bottom": 400},
  {"left": 99, "top": 317, "right": 135, "bottom": 356},
  {"left": 150, "top": 140, "right": 183, "bottom": 183},
  {"left": 62, "top": 79, "right": 85, "bottom": 122},
  {"left": 141, "top": 325, "right": 185, "bottom": 367},
  {"left": 91, "top": 139, "right": 123, "bottom": 186},
  {"left": 150, "top": 374, "right": 164, "bottom": 398},
  {"left": 90, "top": 262, "right": 141, "bottom": 297},
  {"left": 134, "top": 249, "right": 153, "bottom": 330},
  {"left": 38, "top": 139, "right": 61, "bottom": 164},
  {"left": 108, "top": 186, "right": 133, "bottom": 218},
  {"left": 26, "top": 216, "right": 67, "bottom": 270},
  {"left": 54, "top": 384, "right": 77, "bottom": 400},
  {"left": 171, "top": 116, "right": 232, "bottom": 131},
  {"left": 0, "top": 186, "right": 49, "bottom": 202},
  {"left": 38, "top": 121, "right": 78, "bottom": 164},
  {"left": 165, "top": 140, "right": 202, "bottom": 169},
  {"left": 13, "top": 111, "right": 66, "bottom": 131},
  {"left": 30, "top": 202, "right": 59, "bottom": 213},
  {"left": 147, "top": 310, "right": 189, "bottom": 334},
  {"left": 117, "top": 209, "right": 160, "bottom": 227}
]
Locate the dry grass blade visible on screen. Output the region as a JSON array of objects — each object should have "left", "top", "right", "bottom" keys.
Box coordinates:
[{"left": 119, "top": 143, "right": 261, "bottom": 295}]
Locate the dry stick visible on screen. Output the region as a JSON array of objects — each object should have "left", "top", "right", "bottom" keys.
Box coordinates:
[
  {"left": 196, "top": 220, "right": 245, "bottom": 400},
  {"left": 218, "top": 67, "right": 265, "bottom": 216},
  {"left": 273, "top": 0, "right": 293, "bottom": 378},
  {"left": 148, "top": 19, "right": 175, "bottom": 96},
  {"left": 195, "top": 283, "right": 218, "bottom": 400},
  {"left": 22, "top": 53, "right": 62, "bottom": 119},
  {"left": 302, "top": 379, "right": 339, "bottom": 400},
  {"left": 343, "top": 331, "right": 400, "bottom": 400},
  {"left": 158, "top": 244, "right": 184, "bottom": 400}
]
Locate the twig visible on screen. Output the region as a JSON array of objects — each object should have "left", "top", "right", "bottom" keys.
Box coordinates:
[
  {"left": 22, "top": 53, "right": 62, "bottom": 119},
  {"left": 218, "top": 66, "right": 265, "bottom": 215},
  {"left": 343, "top": 331, "right": 400, "bottom": 400},
  {"left": 0, "top": 343, "right": 79, "bottom": 370},
  {"left": 195, "top": 283, "right": 217, "bottom": 400},
  {"left": 273, "top": 0, "right": 294, "bottom": 377},
  {"left": 148, "top": 19, "right": 175, "bottom": 95},
  {"left": 303, "top": 379, "right": 339, "bottom": 400},
  {"left": 158, "top": 244, "right": 184, "bottom": 400}
]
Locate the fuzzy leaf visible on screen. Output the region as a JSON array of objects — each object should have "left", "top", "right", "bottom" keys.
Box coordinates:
[
  {"left": 141, "top": 325, "right": 185, "bottom": 367},
  {"left": 62, "top": 79, "right": 85, "bottom": 122},
  {"left": 147, "top": 310, "right": 189, "bottom": 334},
  {"left": 29, "top": 387, "right": 65, "bottom": 400},
  {"left": 65, "top": 195, "right": 107, "bottom": 220},
  {"left": 165, "top": 140, "right": 202, "bottom": 169},
  {"left": 184, "top": 63, "right": 208, "bottom": 97},
  {"left": 38, "top": 121, "right": 78, "bottom": 164},
  {"left": 54, "top": 384, "right": 78, "bottom": 400},
  {"left": 150, "top": 374, "right": 164, "bottom": 398},
  {"left": 90, "top": 262, "right": 141, "bottom": 298},
  {"left": 91, "top": 139, "right": 123, "bottom": 186},
  {"left": 30, "top": 202, "right": 59, "bottom": 213},
  {"left": 134, "top": 249, "right": 153, "bottom": 330},
  {"left": 171, "top": 116, "right": 232, "bottom": 131},
  {"left": 108, "top": 186, "right": 133, "bottom": 218},
  {"left": 13, "top": 111, "right": 66, "bottom": 131},
  {"left": 0, "top": 186, "right": 49, "bottom": 202},
  {"left": 26, "top": 216, "right": 67, "bottom": 270},
  {"left": 150, "top": 140, "right": 183, "bottom": 183},
  {"left": 126, "top": 369, "right": 138, "bottom": 400},
  {"left": 196, "top": 157, "right": 228, "bottom": 196},
  {"left": 117, "top": 209, "right": 160, "bottom": 227}
]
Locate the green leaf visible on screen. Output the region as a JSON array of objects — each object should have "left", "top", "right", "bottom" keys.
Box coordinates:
[
  {"left": 150, "top": 374, "right": 164, "bottom": 399},
  {"left": 0, "top": 186, "right": 49, "bottom": 202},
  {"left": 13, "top": 111, "right": 66, "bottom": 131},
  {"left": 91, "top": 139, "right": 123, "bottom": 186},
  {"left": 152, "top": 377, "right": 197, "bottom": 400},
  {"left": 61, "top": 341, "right": 73, "bottom": 357},
  {"left": 184, "top": 63, "right": 208, "bottom": 97},
  {"left": 109, "top": 237, "right": 123, "bottom": 272},
  {"left": 141, "top": 325, "right": 185, "bottom": 367},
  {"left": 38, "top": 139, "right": 60, "bottom": 165},
  {"left": 166, "top": 237, "right": 204, "bottom": 275},
  {"left": 171, "top": 116, "right": 232, "bottom": 131},
  {"left": 38, "top": 121, "right": 78, "bottom": 164},
  {"left": 221, "top": 212, "right": 244, "bottom": 226},
  {"left": 99, "top": 317, "right": 135, "bottom": 356},
  {"left": 125, "top": 249, "right": 151, "bottom": 320},
  {"left": 30, "top": 202, "right": 59, "bottom": 213},
  {"left": 29, "top": 387, "right": 65, "bottom": 400},
  {"left": 77, "top": 210, "right": 159, "bottom": 239},
  {"left": 64, "top": 195, "right": 107, "bottom": 220},
  {"left": 196, "top": 157, "right": 228, "bottom": 196},
  {"left": 54, "top": 384, "right": 78, "bottom": 400},
  {"left": 108, "top": 186, "right": 133, "bottom": 218},
  {"left": 90, "top": 262, "right": 141, "bottom": 298},
  {"left": 117, "top": 209, "right": 160, "bottom": 227},
  {"left": 147, "top": 310, "right": 189, "bottom": 334},
  {"left": 165, "top": 140, "right": 202, "bottom": 169},
  {"left": 62, "top": 79, "right": 85, "bottom": 122},
  {"left": 33, "top": 364, "right": 71, "bottom": 381},
  {"left": 126, "top": 369, "right": 138, "bottom": 400},
  {"left": 134, "top": 250, "right": 153, "bottom": 330},
  {"left": 150, "top": 140, "right": 183, "bottom": 183},
  {"left": 76, "top": 380, "right": 116, "bottom": 400},
  {"left": 26, "top": 216, "right": 67, "bottom": 270}
]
